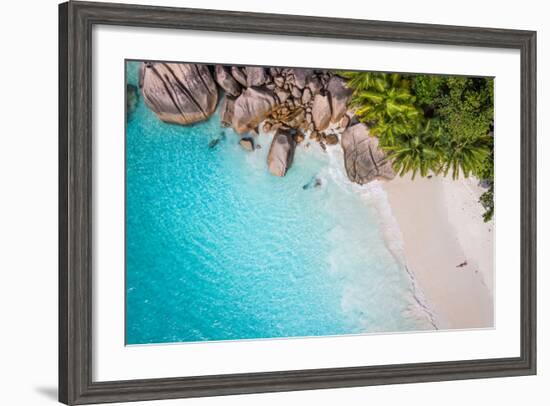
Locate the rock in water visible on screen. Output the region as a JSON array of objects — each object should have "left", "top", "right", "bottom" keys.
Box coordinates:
[
  {"left": 220, "top": 96, "right": 235, "bottom": 127},
  {"left": 293, "top": 131, "right": 305, "bottom": 144},
  {"left": 126, "top": 84, "right": 138, "bottom": 117},
  {"left": 245, "top": 67, "right": 269, "bottom": 87},
  {"left": 267, "top": 129, "right": 296, "bottom": 176},
  {"left": 208, "top": 132, "right": 226, "bottom": 149},
  {"left": 312, "top": 94, "right": 332, "bottom": 131},
  {"left": 215, "top": 65, "right": 241, "bottom": 97},
  {"left": 232, "top": 87, "right": 278, "bottom": 134},
  {"left": 341, "top": 123, "right": 395, "bottom": 184},
  {"left": 239, "top": 137, "right": 255, "bottom": 151},
  {"left": 327, "top": 76, "right": 353, "bottom": 123},
  {"left": 141, "top": 63, "right": 218, "bottom": 125}
]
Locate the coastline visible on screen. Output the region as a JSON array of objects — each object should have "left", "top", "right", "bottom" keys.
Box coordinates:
[
  {"left": 129, "top": 61, "right": 496, "bottom": 340},
  {"left": 382, "top": 174, "right": 494, "bottom": 329}
]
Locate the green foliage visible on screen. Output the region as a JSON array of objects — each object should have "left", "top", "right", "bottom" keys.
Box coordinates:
[
  {"left": 436, "top": 77, "right": 494, "bottom": 150},
  {"left": 478, "top": 152, "right": 495, "bottom": 222},
  {"left": 479, "top": 184, "right": 494, "bottom": 222},
  {"left": 412, "top": 75, "right": 444, "bottom": 107},
  {"left": 341, "top": 71, "right": 495, "bottom": 222},
  {"left": 421, "top": 76, "right": 495, "bottom": 220},
  {"left": 338, "top": 72, "right": 423, "bottom": 146},
  {"left": 440, "top": 130, "right": 492, "bottom": 179},
  {"left": 384, "top": 119, "right": 444, "bottom": 179}
]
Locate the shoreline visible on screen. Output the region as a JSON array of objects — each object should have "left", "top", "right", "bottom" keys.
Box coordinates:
[{"left": 382, "top": 174, "right": 494, "bottom": 329}]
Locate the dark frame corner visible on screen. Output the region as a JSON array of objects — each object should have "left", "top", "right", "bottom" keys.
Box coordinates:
[{"left": 59, "top": 1, "right": 536, "bottom": 404}]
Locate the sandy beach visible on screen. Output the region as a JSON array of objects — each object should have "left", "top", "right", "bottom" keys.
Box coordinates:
[{"left": 383, "top": 174, "right": 494, "bottom": 330}]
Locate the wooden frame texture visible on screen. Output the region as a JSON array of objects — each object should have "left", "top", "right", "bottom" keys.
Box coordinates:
[{"left": 59, "top": 1, "right": 537, "bottom": 404}]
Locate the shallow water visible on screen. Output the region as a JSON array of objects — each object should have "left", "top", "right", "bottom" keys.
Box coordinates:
[{"left": 125, "top": 62, "right": 432, "bottom": 345}]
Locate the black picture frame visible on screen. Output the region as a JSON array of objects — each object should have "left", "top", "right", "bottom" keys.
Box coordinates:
[{"left": 59, "top": 1, "right": 537, "bottom": 404}]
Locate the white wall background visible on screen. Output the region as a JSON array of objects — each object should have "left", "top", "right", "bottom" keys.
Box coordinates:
[{"left": 0, "top": 0, "right": 546, "bottom": 405}]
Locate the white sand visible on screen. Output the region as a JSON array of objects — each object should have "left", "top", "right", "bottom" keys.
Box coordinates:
[{"left": 382, "top": 174, "right": 494, "bottom": 330}]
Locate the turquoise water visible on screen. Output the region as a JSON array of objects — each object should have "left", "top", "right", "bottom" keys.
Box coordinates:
[{"left": 125, "top": 62, "right": 431, "bottom": 345}]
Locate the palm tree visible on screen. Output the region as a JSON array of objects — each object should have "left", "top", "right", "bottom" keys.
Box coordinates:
[
  {"left": 384, "top": 120, "right": 444, "bottom": 179},
  {"left": 441, "top": 133, "right": 492, "bottom": 179},
  {"left": 339, "top": 72, "right": 423, "bottom": 146}
]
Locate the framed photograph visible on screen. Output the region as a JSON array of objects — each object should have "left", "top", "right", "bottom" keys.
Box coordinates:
[{"left": 59, "top": 1, "right": 536, "bottom": 404}]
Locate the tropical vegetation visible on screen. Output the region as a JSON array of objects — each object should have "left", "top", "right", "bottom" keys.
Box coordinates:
[{"left": 339, "top": 71, "right": 494, "bottom": 221}]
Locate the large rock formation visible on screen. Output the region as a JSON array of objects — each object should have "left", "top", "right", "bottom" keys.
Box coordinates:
[
  {"left": 307, "top": 76, "right": 323, "bottom": 96},
  {"left": 232, "top": 87, "right": 278, "bottom": 134},
  {"left": 138, "top": 62, "right": 362, "bottom": 177},
  {"left": 231, "top": 66, "right": 248, "bottom": 87},
  {"left": 245, "top": 67, "right": 269, "bottom": 87},
  {"left": 220, "top": 96, "right": 235, "bottom": 127},
  {"left": 312, "top": 94, "right": 332, "bottom": 131},
  {"left": 341, "top": 123, "right": 395, "bottom": 184},
  {"left": 214, "top": 65, "right": 241, "bottom": 97},
  {"left": 327, "top": 76, "right": 353, "bottom": 123},
  {"left": 141, "top": 63, "right": 218, "bottom": 125},
  {"left": 290, "top": 68, "right": 314, "bottom": 89},
  {"left": 267, "top": 129, "right": 296, "bottom": 177}
]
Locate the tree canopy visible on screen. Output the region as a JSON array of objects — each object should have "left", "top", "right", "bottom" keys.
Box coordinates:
[{"left": 340, "top": 71, "right": 494, "bottom": 221}]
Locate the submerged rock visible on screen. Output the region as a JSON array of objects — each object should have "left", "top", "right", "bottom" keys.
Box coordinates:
[
  {"left": 215, "top": 65, "right": 241, "bottom": 97},
  {"left": 267, "top": 129, "right": 296, "bottom": 177},
  {"left": 312, "top": 94, "right": 332, "bottom": 131},
  {"left": 126, "top": 84, "right": 138, "bottom": 117},
  {"left": 141, "top": 62, "right": 218, "bottom": 125},
  {"left": 341, "top": 123, "right": 395, "bottom": 184},
  {"left": 327, "top": 76, "right": 353, "bottom": 123},
  {"left": 232, "top": 87, "right": 278, "bottom": 134},
  {"left": 208, "top": 132, "right": 226, "bottom": 149}
]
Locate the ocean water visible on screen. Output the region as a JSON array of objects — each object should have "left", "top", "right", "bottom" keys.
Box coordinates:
[{"left": 125, "top": 62, "right": 434, "bottom": 345}]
